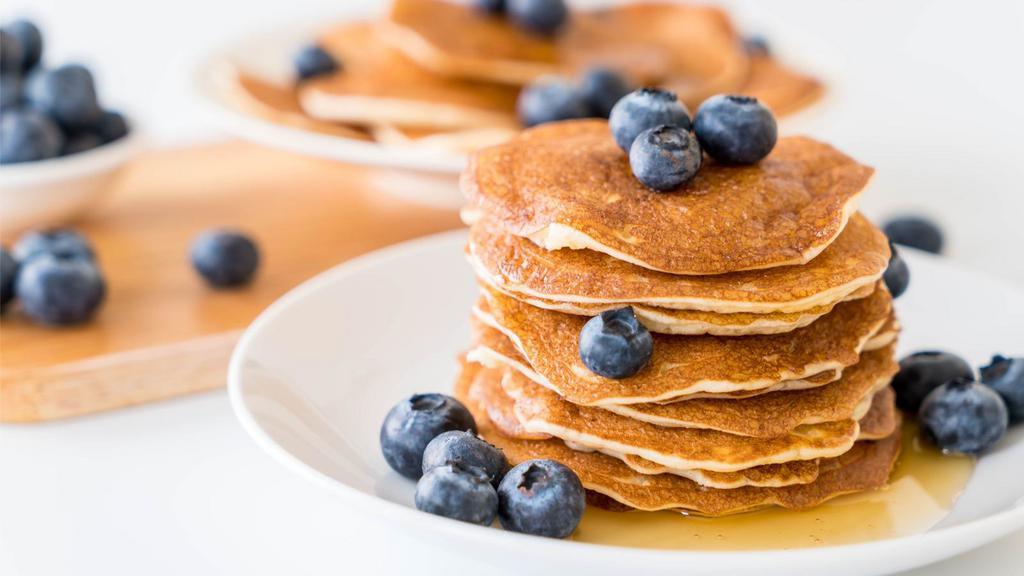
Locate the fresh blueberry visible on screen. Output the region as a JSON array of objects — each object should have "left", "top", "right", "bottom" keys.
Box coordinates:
[
  {"left": 415, "top": 463, "right": 498, "bottom": 526},
  {"left": 3, "top": 19, "right": 43, "bottom": 72},
  {"left": 15, "top": 252, "right": 106, "bottom": 325},
  {"left": 474, "top": 0, "right": 506, "bottom": 14},
  {"left": 294, "top": 45, "right": 338, "bottom": 81},
  {"left": 497, "top": 459, "right": 585, "bottom": 538},
  {"left": 609, "top": 88, "right": 691, "bottom": 153},
  {"left": 380, "top": 393, "right": 477, "bottom": 480},
  {"left": 980, "top": 355, "right": 1024, "bottom": 423},
  {"left": 0, "top": 109, "right": 63, "bottom": 164},
  {"left": 516, "top": 76, "right": 590, "bottom": 127},
  {"left": 883, "top": 216, "right": 944, "bottom": 254},
  {"left": 61, "top": 132, "right": 103, "bottom": 156},
  {"left": 892, "top": 350, "right": 974, "bottom": 413},
  {"left": 694, "top": 94, "right": 777, "bottom": 164},
  {"left": 507, "top": 0, "right": 568, "bottom": 36},
  {"left": 883, "top": 241, "right": 910, "bottom": 298},
  {"left": 422, "top": 430, "right": 508, "bottom": 485},
  {"left": 94, "top": 110, "right": 129, "bottom": 143},
  {"left": 629, "top": 125, "right": 702, "bottom": 191},
  {"left": 190, "top": 230, "right": 260, "bottom": 288},
  {"left": 0, "top": 29, "right": 22, "bottom": 75},
  {"left": 1, "top": 73, "right": 23, "bottom": 111},
  {"left": 1, "top": 247, "right": 17, "bottom": 312},
  {"left": 579, "top": 67, "right": 631, "bottom": 119},
  {"left": 13, "top": 229, "right": 95, "bottom": 263},
  {"left": 25, "top": 64, "right": 103, "bottom": 131},
  {"left": 579, "top": 306, "right": 653, "bottom": 379},
  {"left": 920, "top": 377, "right": 1008, "bottom": 455},
  {"left": 743, "top": 35, "right": 771, "bottom": 57}
]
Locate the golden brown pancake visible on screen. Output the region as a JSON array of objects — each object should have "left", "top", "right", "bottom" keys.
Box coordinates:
[
  {"left": 741, "top": 54, "right": 824, "bottom": 117},
  {"left": 857, "top": 387, "right": 900, "bottom": 440},
  {"left": 454, "top": 361, "right": 901, "bottom": 515},
  {"left": 472, "top": 284, "right": 892, "bottom": 405},
  {"left": 467, "top": 212, "right": 889, "bottom": 315},
  {"left": 299, "top": 23, "right": 519, "bottom": 129},
  {"left": 462, "top": 122, "right": 875, "bottom": 275},
  {"left": 370, "top": 124, "right": 517, "bottom": 153},
  {"left": 220, "top": 66, "right": 370, "bottom": 140},
  {"left": 380, "top": 0, "right": 749, "bottom": 108}
]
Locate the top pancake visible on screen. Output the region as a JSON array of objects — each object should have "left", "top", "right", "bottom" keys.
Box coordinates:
[
  {"left": 462, "top": 121, "right": 874, "bottom": 275},
  {"left": 299, "top": 23, "right": 518, "bottom": 129},
  {"left": 381, "top": 0, "right": 749, "bottom": 107},
  {"left": 468, "top": 212, "right": 890, "bottom": 314}
]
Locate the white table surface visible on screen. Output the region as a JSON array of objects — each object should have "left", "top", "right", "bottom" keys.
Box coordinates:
[{"left": 1, "top": 1, "right": 1021, "bottom": 575}]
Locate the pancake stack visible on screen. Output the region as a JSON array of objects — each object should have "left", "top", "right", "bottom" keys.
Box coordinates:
[
  {"left": 453, "top": 119, "right": 902, "bottom": 516},
  {"left": 223, "top": 0, "right": 823, "bottom": 153}
]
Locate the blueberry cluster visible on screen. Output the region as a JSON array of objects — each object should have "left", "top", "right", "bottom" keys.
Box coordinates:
[
  {"left": 609, "top": 89, "right": 778, "bottom": 192},
  {"left": 0, "top": 19, "right": 129, "bottom": 165},
  {"left": 517, "top": 68, "right": 632, "bottom": 127},
  {"left": 475, "top": 0, "right": 569, "bottom": 36},
  {"left": 893, "top": 351, "right": 1023, "bottom": 454},
  {"left": 0, "top": 229, "right": 106, "bottom": 325},
  {"left": 380, "top": 393, "right": 586, "bottom": 537}
]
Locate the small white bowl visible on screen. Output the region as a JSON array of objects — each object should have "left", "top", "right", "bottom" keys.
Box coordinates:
[{"left": 0, "top": 130, "right": 143, "bottom": 233}]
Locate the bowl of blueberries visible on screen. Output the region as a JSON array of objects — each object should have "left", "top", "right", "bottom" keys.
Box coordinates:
[{"left": 0, "top": 19, "right": 139, "bottom": 232}]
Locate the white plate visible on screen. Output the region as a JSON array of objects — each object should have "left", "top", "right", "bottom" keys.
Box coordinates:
[{"left": 228, "top": 231, "right": 1024, "bottom": 576}]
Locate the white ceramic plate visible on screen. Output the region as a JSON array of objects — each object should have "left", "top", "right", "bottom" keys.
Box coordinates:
[{"left": 228, "top": 231, "right": 1024, "bottom": 576}]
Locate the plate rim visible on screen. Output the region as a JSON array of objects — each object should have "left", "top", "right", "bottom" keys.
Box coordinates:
[{"left": 227, "top": 229, "right": 1024, "bottom": 569}]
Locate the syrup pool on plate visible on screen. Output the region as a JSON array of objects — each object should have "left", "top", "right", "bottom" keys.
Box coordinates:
[{"left": 571, "top": 423, "right": 975, "bottom": 550}]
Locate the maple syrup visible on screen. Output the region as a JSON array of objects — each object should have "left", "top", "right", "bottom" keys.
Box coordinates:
[{"left": 572, "top": 423, "right": 975, "bottom": 550}]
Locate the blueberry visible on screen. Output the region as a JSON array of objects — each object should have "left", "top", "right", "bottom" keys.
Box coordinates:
[
  {"left": 190, "top": 230, "right": 260, "bottom": 288},
  {"left": 1, "top": 247, "right": 17, "bottom": 312},
  {"left": 516, "top": 76, "right": 590, "bottom": 127},
  {"left": 94, "top": 110, "right": 129, "bottom": 143},
  {"left": 980, "top": 355, "right": 1024, "bottom": 423},
  {"left": 380, "top": 393, "right": 476, "bottom": 480},
  {"left": 25, "top": 64, "right": 103, "bottom": 131},
  {"left": 507, "top": 0, "right": 568, "bottom": 36},
  {"left": 474, "top": 0, "right": 506, "bottom": 14},
  {"left": 743, "top": 35, "right": 771, "bottom": 57},
  {"left": 883, "top": 241, "right": 910, "bottom": 298},
  {"left": 629, "top": 125, "right": 702, "bottom": 191},
  {"left": 61, "top": 132, "right": 103, "bottom": 156},
  {"left": 0, "top": 29, "right": 22, "bottom": 75},
  {"left": 415, "top": 463, "right": 498, "bottom": 526},
  {"left": 13, "top": 229, "right": 95, "bottom": 263},
  {"left": 883, "top": 216, "right": 944, "bottom": 254},
  {"left": 0, "top": 109, "right": 63, "bottom": 164},
  {"left": 920, "top": 377, "right": 1008, "bottom": 454},
  {"left": 579, "top": 68, "right": 631, "bottom": 118},
  {"left": 294, "top": 45, "right": 339, "bottom": 81},
  {"left": 422, "top": 430, "right": 507, "bottom": 485},
  {"left": 497, "top": 459, "right": 585, "bottom": 538},
  {"left": 3, "top": 20, "right": 43, "bottom": 72},
  {"left": 694, "top": 94, "right": 777, "bottom": 164},
  {"left": 609, "top": 88, "right": 691, "bottom": 153},
  {"left": 1, "top": 73, "right": 23, "bottom": 111},
  {"left": 892, "top": 350, "right": 974, "bottom": 413},
  {"left": 15, "top": 252, "right": 106, "bottom": 325},
  {"left": 579, "top": 306, "right": 653, "bottom": 379}
]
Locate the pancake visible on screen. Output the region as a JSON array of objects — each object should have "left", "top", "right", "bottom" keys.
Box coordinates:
[
  {"left": 741, "top": 54, "right": 824, "bottom": 117},
  {"left": 299, "top": 23, "right": 518, "bottom": 129},
  {"left": 455, "top": 361, "right": 901, "bottom": 515},
  {"left": 370, "top": 124, "right": 517, "bottom": 153},
  {"left": 219, "top": 65, "right": 370, "bottom": 140},
  {"left": 463, "top": 122, "right": 874, "bottom": 275},
  {"left": 466, "top": 212, "right": 889, "bottom": 315},
  {"left": 380, "top": 0, "right": 749, "bottom": 108},
  {"left": 857, "top": 387, "right": 900, "bottom": 440},
  {"left": 471, "top": 284, "right": 892, "bottom": 405}
]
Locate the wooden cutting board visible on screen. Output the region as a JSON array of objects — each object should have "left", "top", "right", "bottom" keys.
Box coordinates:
[{"left": 0, "top": 142, "right": 462, "bottom": 422}]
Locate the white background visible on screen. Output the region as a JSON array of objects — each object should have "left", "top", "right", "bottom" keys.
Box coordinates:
[{"left": 1, "top": 1, "right": 1022, "bottom": 575}]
